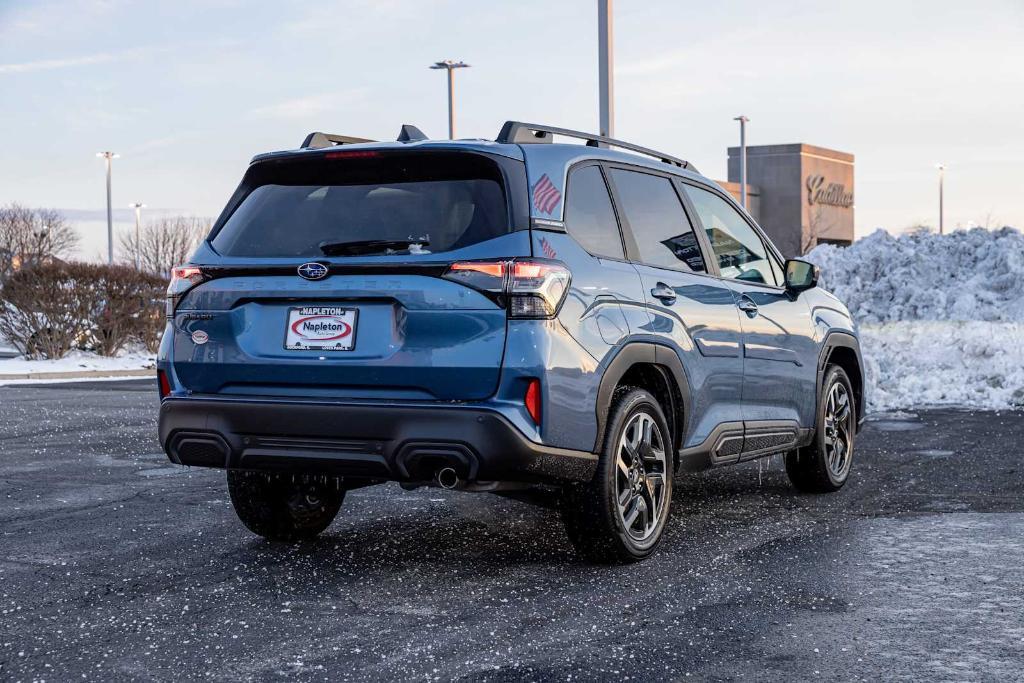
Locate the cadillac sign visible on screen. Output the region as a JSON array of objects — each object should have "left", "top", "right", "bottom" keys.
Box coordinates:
[{"left": 806, "top": 174, "right": 854, "bottom": 208}]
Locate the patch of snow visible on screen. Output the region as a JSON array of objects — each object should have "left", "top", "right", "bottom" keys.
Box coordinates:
[
  {"left": 0, "top": 348, "right": 155, "bottom": 376},
  {"left": 807, "top": 228, "right": 1024, "bottom": 412},
  {"left": 861, "top": 321, "right": 1024, "bottom": 411}
]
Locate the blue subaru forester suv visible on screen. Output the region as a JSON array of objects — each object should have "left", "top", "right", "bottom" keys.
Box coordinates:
[{"left": 158, "top": 122, "right": 864, "bottom": 562}]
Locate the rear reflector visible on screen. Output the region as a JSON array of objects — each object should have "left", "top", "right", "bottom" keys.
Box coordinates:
[
  {"left": 157, "top": 369, "right": 171, "bottom": 399},
  {"left": 525, "top": 378, "right": 541, "bottom": 425}
]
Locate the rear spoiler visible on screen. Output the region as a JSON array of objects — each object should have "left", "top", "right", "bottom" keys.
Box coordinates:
[{"left": 300, "top": 125, "right": 430, "bottom": 149}]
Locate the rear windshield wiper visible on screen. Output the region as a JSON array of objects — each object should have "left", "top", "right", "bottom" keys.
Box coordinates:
[{"left": 318, "top": 239, "right": 429, "bottom": 256}]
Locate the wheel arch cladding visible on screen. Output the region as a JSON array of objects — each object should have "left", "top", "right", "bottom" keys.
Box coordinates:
[
  {"left": 820, "top": 333, "right": 865, "bottom": 427},
  {"left": 594, "top": 343, "right": 691, "bottom": 461}
]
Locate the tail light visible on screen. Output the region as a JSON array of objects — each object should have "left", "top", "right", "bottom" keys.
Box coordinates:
[
  {"left": 525, "top": 378, "right": 542, "bottom": 425},
  {"left": 166, "top": 266, "right": 207, "bottom": 318},
  {"left": 443, "top": 259, "right": 570, "bottom": 319}
]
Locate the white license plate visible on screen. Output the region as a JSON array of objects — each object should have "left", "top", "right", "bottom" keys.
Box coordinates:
[{"left": 285, "top": 306, "right": 357, "bottom": 351}]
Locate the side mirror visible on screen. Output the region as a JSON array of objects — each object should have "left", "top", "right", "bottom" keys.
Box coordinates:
[{"left": 784, "top": 259, "right": 819, "bottom": 293}]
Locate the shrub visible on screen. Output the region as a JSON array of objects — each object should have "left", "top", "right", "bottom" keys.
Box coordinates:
[
  {"left": 90, "top": 266, "right": 168, "bottom": 356},
  {"left": 0, "top": 262, "right": 167, "bottom": 359}
]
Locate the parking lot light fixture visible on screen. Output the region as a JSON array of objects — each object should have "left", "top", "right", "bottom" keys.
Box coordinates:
[
  {"left": 935, "top": 163, "right": 946, "bottom": 235},
  {"left": 429, "top": 60, "right": 470, "bottom": 139}
]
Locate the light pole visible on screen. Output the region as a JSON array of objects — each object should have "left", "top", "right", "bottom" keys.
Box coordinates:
[
  {"left": 734, "top": 116, "right": 750, "bottom": 210},
  {"left": 936, "top": 163, "right": 945, "bottom": 235},
  {"left": 96, "top": 151, "right": 119, "bottom": 264},
  {"left": 429, "top": 60, "right": 470, "bottom": 139},
  {"left": 129, "top": 202, "right": 145, "bottom": 269},
  {"left": 598, "top": 0, "right": 614, "bottom": 138}
]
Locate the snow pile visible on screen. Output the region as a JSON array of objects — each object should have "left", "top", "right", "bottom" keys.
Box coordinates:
[
  {"left": 0, "top": 348, "right": 155, "bottom": 384},
  {"left": 807, "top": 228, "right": 1024, "bottom": 411},
  {"left": 808, "top": 227, "right": 1024, "bottom": 324}
]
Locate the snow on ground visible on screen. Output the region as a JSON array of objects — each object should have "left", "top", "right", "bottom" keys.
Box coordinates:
[
  {"left": 807, "top": 227, "right": 1024, "bottom": 411},
  {"left": 0, "top": 348, "right": 155, "bottom": 382}
]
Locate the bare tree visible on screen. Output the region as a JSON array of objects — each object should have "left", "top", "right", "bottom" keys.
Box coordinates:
[
  {"left": 802, "top": 204, "right": 835, "bottom": 254},
  {"left": 0, "top": 203, "right": 79, "bottom": 275},
  {"left": 119, "top": 216, "right": 210, "bottom": 277}
]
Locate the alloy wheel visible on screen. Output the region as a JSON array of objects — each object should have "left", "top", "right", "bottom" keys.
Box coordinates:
[
  {"left": 615, "top": 411, "right": 668, "bottom": 541},
  {"left": 823, "top": 381, "right": 854, "bottom": 479}
]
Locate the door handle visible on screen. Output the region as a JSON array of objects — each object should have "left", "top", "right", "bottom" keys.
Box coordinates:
[
  {"left": 737, "top": 297, "right": 759, "bottom": 316},
  {"left": 650, "top": 283, "right": 677, "bottom": 305}
]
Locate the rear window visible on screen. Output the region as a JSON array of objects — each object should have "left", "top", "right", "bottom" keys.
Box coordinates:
[{"left": 211, "top": 152, "right": 513, "bottom": 258}]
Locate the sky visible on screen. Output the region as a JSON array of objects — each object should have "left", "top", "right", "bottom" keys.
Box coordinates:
[{"left": 1, "top": 0, "right": 1022, "bottom": 259}]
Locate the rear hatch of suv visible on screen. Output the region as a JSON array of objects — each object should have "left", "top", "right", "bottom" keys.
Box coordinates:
[{"left": 169, "top": 147, "right": 530, "bottom": 401}]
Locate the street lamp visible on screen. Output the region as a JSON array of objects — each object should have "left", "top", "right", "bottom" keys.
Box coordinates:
[
  {"left": 429, "top": 59, "right": 470, "bottom": 139},
  {"left": 734, "top": 116, "right": 750, "bottom": 210},
  {"left": 935, "top": 163, "right": 946, "bottom": 235},
  {"left": 128, "top": 202, "right": 145, "bottom": 269},
  {"left": 96, "top": 151, "right": 119, "bottom": 264}
]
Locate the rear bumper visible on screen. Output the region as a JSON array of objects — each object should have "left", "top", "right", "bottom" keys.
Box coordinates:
[{"left": 158, "top": 396, "right": 597, "bottom": 484}]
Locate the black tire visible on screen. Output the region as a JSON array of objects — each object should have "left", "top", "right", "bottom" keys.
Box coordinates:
[
  {"left": 227, "top": 471, "right": 344, "bottom": 542},
  {"left": 786, "top": 365, "right": 856, "bottom": 493},
  {"left": 561, "top": 387, "right": 674, "bottom": 563}
]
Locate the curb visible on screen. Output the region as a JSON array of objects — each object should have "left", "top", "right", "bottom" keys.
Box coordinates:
[{"left": 0, "top": 368, "right": 154, "bottom": 381}]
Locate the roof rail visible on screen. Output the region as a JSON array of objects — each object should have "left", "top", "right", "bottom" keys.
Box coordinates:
[
  {"left": 300, "top": 131, "right": 375, "bottom": 149},
  {"left": 495, "top": 121, "right": 696, "bottom": 171}
]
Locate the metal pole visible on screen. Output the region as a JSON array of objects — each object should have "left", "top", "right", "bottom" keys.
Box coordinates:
[
  {"left": 938, "top": 165, "right": 945, "bottom": 235},
  {"left": 97, "top": 152, "right": 118, "bottom": 264},
  {"left": 447, "top": 67, "right": 455, "bottom": 139},
  {"left": 130, "top": 203, "right": 144, "bottom": 269},
  {"left": 598, "top": 0, "right": 614, "bottom": 138},
  {"left": 734, "top": 116, "right": 749, "bottom": 210},
  {"left": 104, "top": 156, "right": 113, "bottom": 264}
]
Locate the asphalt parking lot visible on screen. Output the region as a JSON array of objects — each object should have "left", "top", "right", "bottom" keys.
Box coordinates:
[{"left": 1, "top": 380, "right": 1023, "bottom": 681}]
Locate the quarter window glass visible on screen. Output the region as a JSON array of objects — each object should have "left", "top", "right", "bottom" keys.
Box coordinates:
[
  {"left": 564, "top": 166, "right": 624, "bottom": 259},
  {"left": 685, "top": 185, "right": 779, "bottom": 286},
  {"left": 609, "top": 169, "right": 706, "bottom": 272}
]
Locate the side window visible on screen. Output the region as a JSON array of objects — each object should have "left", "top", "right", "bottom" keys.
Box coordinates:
[
  {"left": 563, "top": 166, "right": 624, "bottom": 259},
  {"left": 685, "top": 185, "right": 780, "bottom": 286},
  {"left": 608, "top": 169, "right": 706, "bottom": 272}
]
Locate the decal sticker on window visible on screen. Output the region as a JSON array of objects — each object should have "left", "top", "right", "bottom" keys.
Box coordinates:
[{"left": 532, "top": 174, "right": 562, "bottom": 215}]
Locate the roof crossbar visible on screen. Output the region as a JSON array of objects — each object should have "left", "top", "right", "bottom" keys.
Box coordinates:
[
  {"left": 495, "top": 121, "right": 696, "bottom": 171},
  {"left": 300, "top": 131, "right": 375, "bottom": 149}
]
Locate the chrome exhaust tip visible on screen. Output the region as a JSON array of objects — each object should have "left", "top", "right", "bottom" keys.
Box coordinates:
[{"left": 436, "top": 467, "right": 460, "bottom": 490}]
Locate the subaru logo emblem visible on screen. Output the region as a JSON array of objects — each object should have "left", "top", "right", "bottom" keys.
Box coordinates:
[{"left": 297, "top": 262, "right": 329, "bottom": 280}]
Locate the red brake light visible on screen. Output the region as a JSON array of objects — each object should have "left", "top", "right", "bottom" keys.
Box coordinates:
[
  {"left": 166, "top": 265, "right": 208, "bottom": 318},
  {"left": 525, "top": 378, "right": 541, "bottom": 425},
  {"left": 449, "top": 262, "right": 506, "bottom": 278},
  {"left": 171, "top": 266, "right": 203, "bottom": 280},
  {"left": 443, "top": 259, "right": 570, "bottom": 319},
  {"left": 324, "top": 150, "right": 381, "bottom": 159}
]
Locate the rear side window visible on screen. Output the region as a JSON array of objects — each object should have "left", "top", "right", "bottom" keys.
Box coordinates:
[
  {"left": 564, "top": 166, "right": 624, "bottom": 259},
  {"left": 609, "top": 169, "right": 706, "bottom": 272},
  {"left": 684, "top": 185, "right": 780, "bottom": 286},
  {"left": 212, "top": 152, "right": 512, "bottom": 258}
]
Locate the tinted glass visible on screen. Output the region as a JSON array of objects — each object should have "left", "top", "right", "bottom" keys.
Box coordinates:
[
  {"left": 212, "top": 153, "right": 509, "bottom": 258},
  {"left": 685, "top": 185, "right": 780, "bottom": 286},
  {"left": 564, "top": 166, "right": 624, "bottom": 259},
  {"left": 609, "top": 169, "right": 706, "bottom": 272}
]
